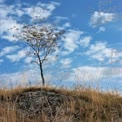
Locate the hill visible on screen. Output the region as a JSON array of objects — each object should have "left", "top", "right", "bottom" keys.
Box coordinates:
[{"left": 0, "top": 86, "right": 122, "bottom": 122}]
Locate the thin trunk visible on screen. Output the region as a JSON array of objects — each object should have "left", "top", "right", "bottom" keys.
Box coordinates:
[
  {"left": 39, "top": 62, "right": 45, "bottom": 86},
  {"left": 37, "top": 52, "right": 45, "bottom": 86}
]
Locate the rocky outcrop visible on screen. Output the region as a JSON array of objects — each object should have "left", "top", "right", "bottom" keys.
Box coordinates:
[{"left": 16, "top": 90, "right": 76, "bottom": 119}]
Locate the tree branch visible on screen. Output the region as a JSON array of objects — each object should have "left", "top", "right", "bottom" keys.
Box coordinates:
[{"left": 31, "top": 60, "right": 40, "bottom": 66}]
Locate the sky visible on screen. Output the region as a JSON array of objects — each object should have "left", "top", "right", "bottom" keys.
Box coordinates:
[{"left": 0, "top": 0, "right": 122, "bottom": 92}]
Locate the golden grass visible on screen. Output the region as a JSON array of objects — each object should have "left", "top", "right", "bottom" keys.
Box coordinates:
[{"left": 0, "top": 86, "right": 122, "bottom": 122}]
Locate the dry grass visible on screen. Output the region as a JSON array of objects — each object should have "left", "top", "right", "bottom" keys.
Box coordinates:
[{"left": 0, "top": 86, "right": 122, "bottom": 122}]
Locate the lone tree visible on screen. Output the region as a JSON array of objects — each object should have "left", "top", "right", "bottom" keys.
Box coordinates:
[{"left": 17, "top": 23, "right": 64, "bottom": 86}]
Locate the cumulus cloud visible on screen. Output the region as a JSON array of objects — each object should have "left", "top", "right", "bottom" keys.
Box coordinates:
[
  {"left": 85, "top": 41, "right": 122, "bottom": 63},
  {"left": 61, "top": 66, "right": 122, "bottom": 85},
  {"left": 0, "top": 67, "right": 55, "bottom": 88},
  {"left": 90, "top": 11, "right": 115, "bottom": 27},
  {"left": 85, "top": 42, "right": 111, "bottom": 61},
  {"left": 70, "top": 66, "right": 122, "bottom": 90},
  {"left": 62, "top": 29, "right": 83, "bottom": 55},
  {"left": 6, "top": 47, "right": 30, "bottom": 62},
  {"left": 0, "top": 69, "right": 41, "bottom": 88},
  {"left": 63, "top": 22, "right": 71, "bottom": 28},
  {"left": 0, "top": 46, "right": 19, "bottom": 57},
  {"left": 0, "top": 1, "right": 59, "bottom": 42},
  {"left": 0, "top": 4, "right": 22, "bottom": 40},
  {"left": 60, "top": 58, "right": 72, "bottom": 68},
  {"left": 0, "top": 17, "right": 22, "bottom": 41},
  {"left": 98, "top": 27, "right": 106, "bottom": 32},
  {"left": 0, "top": 65, "right": 121, "bottom": 91},
  {"left": 110, "top": 49, "right": 122, "bottom": 64},
  {"left": 25, "top": 2, "right": 59, "bottom": 21},
  {"left": 38, "top": 2, "right": 60, "bottom": 10},
  {"left": 24, "top": 57, "right": 34, "bottom": 64},
  {"left": 79, "top": 36, "right": 92, "bottom": 47},
  {"left": 72, "top": 66, "right": 106, "bottom": 82}
]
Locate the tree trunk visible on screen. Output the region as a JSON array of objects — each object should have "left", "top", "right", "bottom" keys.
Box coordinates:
[{"left": 39, "top": 62, "right": 45, "bottom": 86}]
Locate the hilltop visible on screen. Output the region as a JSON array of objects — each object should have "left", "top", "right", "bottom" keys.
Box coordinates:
[{"left": 0, "top": 86, "right": 122, "bottom": 122}]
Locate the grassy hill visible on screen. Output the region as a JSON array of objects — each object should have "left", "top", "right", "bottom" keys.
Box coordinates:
[{"left": 0, "top": 86, "right": 122, "bottom": 122}]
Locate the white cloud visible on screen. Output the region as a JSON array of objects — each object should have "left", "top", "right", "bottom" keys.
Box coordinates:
[
  {"left": 90, "top": 11, "right": 115, "bottom": 27},
  {"left": 72, "top": 66, "right": 106, "bottom": 82},
  {"left": 86, "top": 42, "right": 107, "bottom": 55},
  {"left": 15, "top": 9, "right": 24, "bottom": 17},
  {"left": 24, "top": 57, "right": 33, "bottom": 64},
  {"left": 0, "top": 66, "right": 121, "bottom": 92},
  {"left": 0, "top": 46, "right": 19, "bottom": 57},
  {"left": 24, "top": 2, "right": 59, "bottom": 21},
  {"left": 98, "top": 27, "right": 106, "bottom": 32},
  {"left": 79, "top": 36, "right": 92, "bottom": 47},
  {"left": 0, "top": 18, "right": 22, "bottom": 41},
  {"left": 0, "top": 4, "right": 22, "bottom": 42},
  {"left": 0, "top": 1, "right": 59, "bottom": 42},
  {"left": 6, "top": 48, "right": 29, "bottom": 62},
  {"left": 62, "top": 29, "right": 83, "bottom": 55},
  {"left": 85, "top": 41, "right": 122, "bottom": 63},
  {"left": 0, "top": 4, "right": 11, "bottom": 18},
  {"left": 25, "top": 7, "right": 51, "bottom": 21},
  {"left": 71, "top": 66, "right": 122, "bottom": 84},
  {"left": 60, "top": 58, "right": 72, "bottom": 68},
  {"left": 0, "top": 69, "right": 41, "bottom": 88},
  {"left": 85, "top": 42, "right": 112, "bottom": 61},
  {"left": 38, "top": 2, "right": 60, "bottom": 10},
  {"left": 0, "top": 66, "right": 55, "bottom": 88},
  {"left": 110, "top": 49, "right": 122, "bottom": 64},
  {"left": 63, "top": 22, "right": 71, "bottom": 28},
  {"left": 55, "top": 16, "right": 68, "bottom": 23}
]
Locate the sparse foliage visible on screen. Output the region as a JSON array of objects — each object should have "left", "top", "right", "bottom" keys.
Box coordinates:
[{"left": 17, "top": 23, "right": 64, "bottom": 86}]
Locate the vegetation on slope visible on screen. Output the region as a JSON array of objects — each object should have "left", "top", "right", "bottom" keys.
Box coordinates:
[{"left": 0, "top": 86, "right": 122, "bottom": 122}]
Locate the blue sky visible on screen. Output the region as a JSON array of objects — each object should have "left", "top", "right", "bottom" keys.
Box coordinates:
[{"left": 0, "top": 0, "right": 122, "bottom": 91}]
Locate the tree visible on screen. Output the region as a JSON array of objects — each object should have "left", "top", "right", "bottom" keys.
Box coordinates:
[{"left": 17, "top": 23, "right": 64, "bottom": 86}]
